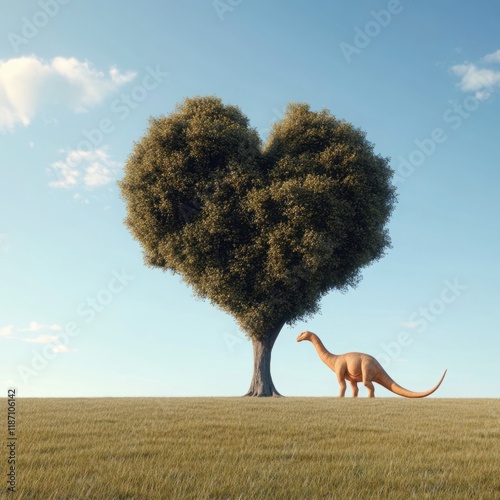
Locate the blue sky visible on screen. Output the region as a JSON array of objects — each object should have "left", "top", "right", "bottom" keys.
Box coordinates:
[{"left": 1, "top": 0, "right": 499, "bottom": 398}]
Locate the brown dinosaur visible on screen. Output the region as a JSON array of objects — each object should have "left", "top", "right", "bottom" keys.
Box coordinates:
[{"left": 297, "top": 331, "right": 447, "bottom": 398}]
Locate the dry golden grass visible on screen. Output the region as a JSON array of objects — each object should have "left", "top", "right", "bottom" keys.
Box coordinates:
[{"left": 6, "top": 398, "right": 500, "bottom": 499}]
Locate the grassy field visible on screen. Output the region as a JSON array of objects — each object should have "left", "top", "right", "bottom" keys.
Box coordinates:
[{"left": 5, "top": 397, "right": 499, "bottom": 499}]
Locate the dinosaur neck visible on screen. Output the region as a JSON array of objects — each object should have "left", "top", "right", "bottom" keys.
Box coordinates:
[{"left": 309, "top": 334, "right": 337, "bottom": 366}]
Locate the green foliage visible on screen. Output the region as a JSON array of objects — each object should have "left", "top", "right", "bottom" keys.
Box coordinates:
[{"left": 119, "top": 96, "right": 396, "bottom": 339}]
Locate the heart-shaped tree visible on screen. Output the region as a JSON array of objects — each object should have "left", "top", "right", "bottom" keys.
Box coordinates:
[{"left": 119, "top": 96, "right": 396, "bottom": 396}]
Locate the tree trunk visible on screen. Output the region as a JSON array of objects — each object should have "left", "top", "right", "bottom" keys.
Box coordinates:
[{"left": 244, "top": 321, "right": 285, "bottom": 397}]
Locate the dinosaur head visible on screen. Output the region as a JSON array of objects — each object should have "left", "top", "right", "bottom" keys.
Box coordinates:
[{"left": 296, "top": 331, "right": 314, "bottom": 342}]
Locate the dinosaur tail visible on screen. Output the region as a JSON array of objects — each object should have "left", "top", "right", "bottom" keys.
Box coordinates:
[{"left": 375, "top": 369, "right": 447, "bottom": 398}]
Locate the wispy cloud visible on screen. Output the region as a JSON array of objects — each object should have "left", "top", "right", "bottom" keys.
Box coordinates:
[
  {"left": 451, "top": 49, "right": 500, "bottom": 100},
  {"left": 49, "top": 147, "right": 121, "bottom": 189},
  {"left": 1, "top": 321, "right": 63, "bottom": 338},
  {"left": 52, "top": 345, "right": 75, "bottom": 353},
  {"left": 23, "top": 335, "right": 59, "bottom": 344},
  {"left": 482, "top": 49, "right": 500, "bottom": 64},
  {"left": 23, "top": 335, "right": 76, "bottom": 353},
  {"left": 0, "top": 56, "right": 136, "bottom": 131},
  {"left": 0, "top": 325, "right": 14, "bottom": 337},
  {"left": 19, "top": 321, "right": 62, "bottom": 333},
  {"left": 399, "top": 321, "right": 419, "bottom": 330},
  {"left": 1, "top": 321, "right": 75, "bottom": 353}
]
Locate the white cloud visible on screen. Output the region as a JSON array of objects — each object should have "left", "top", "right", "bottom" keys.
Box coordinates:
[
  {"left": 23, "top": 336, "right": 76, "bottom": 352},
  {"left": 399, "top": 321, "right": 419, "bottom": 330},
  {"left": 451, "top": 50, "right": 500, "bottom": 100},
  {"left": 0, "top": 56, "right": 136, "bottom": 131},
  {"left": 0, "top": 322, "right": 63, "bottom": 339},
  {"left": 49, "top": 147, "right": 121, "bottom": 189},
  {"left": 52, "top": 345, "right": 75, "bottom": 353},
  {"left": 0, "top": 321, "right": 76, "bottom": 353},
  {"left": 482, "top": 49, "right": 500, "bottom": 64},
  {"left": 19, "top": 321, "right": 62, "bottom": 333},
  {"left": 0, "top": 325, "right": 14, "bottom": 337},
  {"left": 1, "top": 322, "right": 75, "bottom": 353},
  {"left": 451, "top": 64, "right": 500, "bottom": 99},
  {"left": 23, "top": 334, "right": 59, "bottom": 344}
]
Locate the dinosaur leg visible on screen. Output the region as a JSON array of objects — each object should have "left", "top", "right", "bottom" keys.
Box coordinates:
[
  {"left": 363, "top": 379, "right": 375, "bottom": 398},
  {"left": 350, "top": 381, "right": 359, "bottom": 398},
  {"left": 337, "top": 375, "right": 347, "bottom": 397}
]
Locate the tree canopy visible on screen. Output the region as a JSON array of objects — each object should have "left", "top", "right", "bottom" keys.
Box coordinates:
[{"left": 119, "top": 96, "right": 396, "bottom": 342}]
